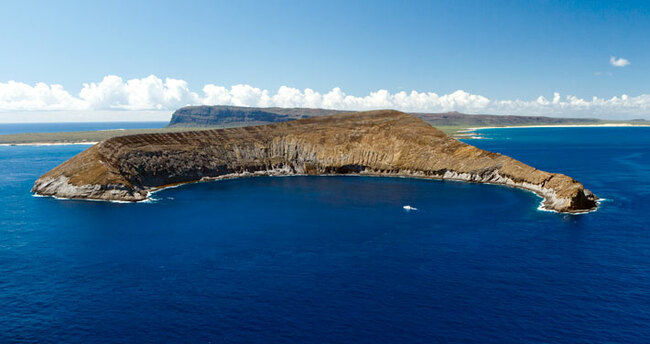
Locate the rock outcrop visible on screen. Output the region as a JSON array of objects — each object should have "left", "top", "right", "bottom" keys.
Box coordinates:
[
  {"left": 32, "top": 110, "right": 598, "bottom": 213},
  {"left": 168, "top": 105, "right": 349, "bottom": 127}
]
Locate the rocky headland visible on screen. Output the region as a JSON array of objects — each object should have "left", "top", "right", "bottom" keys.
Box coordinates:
[
  {"left": 32, "top": 110, "right": 598, "bottom": 213},
  {"left": 168, "top": 105, "right": 600, "bottom": 128}
]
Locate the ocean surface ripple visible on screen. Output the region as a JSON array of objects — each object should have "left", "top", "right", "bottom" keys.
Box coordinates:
[{"left": 1, "top": 126, "right": 649, "bottom": 343}]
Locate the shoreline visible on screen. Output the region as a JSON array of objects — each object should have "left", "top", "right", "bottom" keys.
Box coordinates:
[
  {"left": 2, "top": 123, "right": 648, "bottom": 145},
  {"left": 0, "top": 142, "right": 98, "bottom": 147},
  {"left": 461, "top": 123, "right": 650, "bottom": 132},
  {"left": 453, "top": 123, "right": 650, "bottom": 139},
  {"left": 34, "top": 172, "right": 598, "bottom": 215}
]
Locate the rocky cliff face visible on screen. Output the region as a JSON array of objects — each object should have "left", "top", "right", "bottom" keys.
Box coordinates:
[
  {"left": 33, "top": 110, "right": 598, "bottom": 213},
  {"left": 167, "top": 105, "right": 350, "bottom": 127},
  {"left": 167, "top": 105, "right": 600, "bottom": 128}
]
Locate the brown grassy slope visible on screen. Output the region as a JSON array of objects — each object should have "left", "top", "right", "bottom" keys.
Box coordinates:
[{"left": 34, "top": 110, "right": 597, "bottom": 212}]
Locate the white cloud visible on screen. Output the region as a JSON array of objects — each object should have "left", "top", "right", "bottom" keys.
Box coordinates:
[
  {"left": 1, "top": 74, "right": 650, "bottom": 121},
  {"left": 0, "top": 81, "right": 85, "bottom": 111},
  {"left": 78, "top": 75, "right": 200, "bottom": 110},
  {"left": 610, "top": 56, "right": 630, "bottom": 67}
]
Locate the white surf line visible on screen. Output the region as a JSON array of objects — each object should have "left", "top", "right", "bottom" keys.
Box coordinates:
[
  {"left": 33, "top": 194, "right": 135, "bottom": 204},
  {"left": 463, "top": 123, "right": 650, "bottom": 131},
  {"left": 0, "top": 142, "right": 98, "bottom": 146},
  {"left": 32, "top": 170, "right": 600, "bottom": 215},
  {"left": 456, "top": 123, "right": 650, "bottom": 139}
]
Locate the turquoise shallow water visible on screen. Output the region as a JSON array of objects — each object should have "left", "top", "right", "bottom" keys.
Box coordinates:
[{"left": 1, "top": 127, "right": 649, "bottom": 343}]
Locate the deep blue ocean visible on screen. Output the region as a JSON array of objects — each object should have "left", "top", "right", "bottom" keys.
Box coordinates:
[{"left": 1, "top": 126, "right": 649, "bottom": 343}]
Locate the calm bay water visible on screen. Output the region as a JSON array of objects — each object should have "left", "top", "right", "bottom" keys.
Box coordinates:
[{"left": 1, "top": 127, "right": 649, "bottom": 343}]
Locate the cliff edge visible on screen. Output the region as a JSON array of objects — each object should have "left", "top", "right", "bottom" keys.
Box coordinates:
[
  {"left": 32, "top": 110, "right": 598, "bottom": 213},
  {"left": 167, "top": 105, "right": 600, "bottom": 128}
]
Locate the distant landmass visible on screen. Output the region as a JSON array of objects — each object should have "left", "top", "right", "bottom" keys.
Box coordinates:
[
  {"left": 168, "top": 105, "right": 601, "bottom": 128},
  {"left": 168, "top": 106, "right": 349, "bottom": 127},
  {"left": 32, "top": 110, "right": 597, "bottom": 213},
  {"left": 1, "top": 105, "right": 646, "bottom": 145}
]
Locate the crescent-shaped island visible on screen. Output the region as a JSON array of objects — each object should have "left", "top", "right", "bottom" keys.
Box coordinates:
[{"left": 32, "top": 110, "right": 598, "bottom": 213}]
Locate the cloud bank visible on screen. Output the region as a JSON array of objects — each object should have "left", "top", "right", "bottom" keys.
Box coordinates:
[
  {"left": 1, "top": 75, "right": 650, "bottom": 120},
  {"left": 610, "top": 56, "right": 630, "bottom": 67}
]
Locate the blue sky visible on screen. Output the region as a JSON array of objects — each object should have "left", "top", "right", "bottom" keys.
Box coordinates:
[{"left": 1, "top": 0, "right": 649, "bottom": 121}]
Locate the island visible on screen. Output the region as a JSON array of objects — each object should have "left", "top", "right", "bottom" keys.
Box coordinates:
[{"left": 32, "top": 110, "right": 598, "bottom": 213}]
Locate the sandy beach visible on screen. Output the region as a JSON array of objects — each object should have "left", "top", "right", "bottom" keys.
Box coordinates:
[
  {"left": 462, "top": 123, "right": 650, "bottom": 132},
  {"left": 454, "top": 123, "right": 650, "bottom": 139}
]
